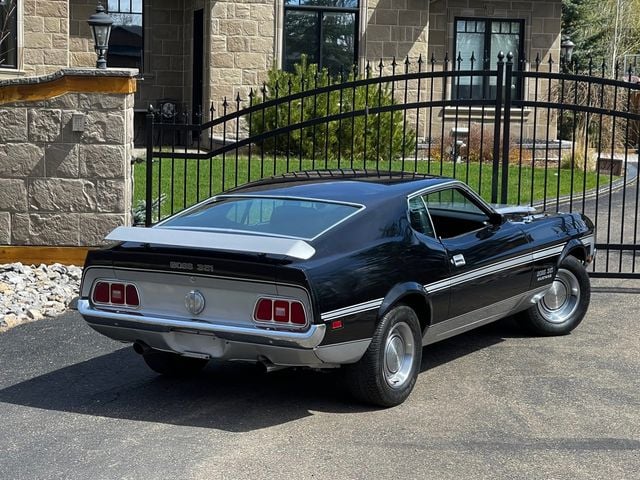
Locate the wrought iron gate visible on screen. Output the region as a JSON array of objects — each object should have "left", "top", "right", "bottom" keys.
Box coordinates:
[{"left": 144, "top": 53, "right": 640, "bottom": 278}]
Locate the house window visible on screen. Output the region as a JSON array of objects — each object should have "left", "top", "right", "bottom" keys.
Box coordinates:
[
  {"left": 283, "top": 0, "right": 359, "bottom": 74},
  {"left": 107, "top": 0, "right": 143, "bottom": 70},
  {"left": 0, "top": 0, "right": 18, "bottom": 69},
  {"left": 454, "top": 18, "right": 524, "bottom": 100}
]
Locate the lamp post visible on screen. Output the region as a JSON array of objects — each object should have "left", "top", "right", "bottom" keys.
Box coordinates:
[
  {"left": 87, "top": 2, "right": 113, "bottom": 69},
  {"left": 561, "top": 36, "right": 576, "bottom": 68}
]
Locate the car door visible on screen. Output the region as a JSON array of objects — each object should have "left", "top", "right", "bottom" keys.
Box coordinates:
[
  {"left": 422, "top": 186, "right": 532, "bottom": 321},
  {"left": 407, "top": 195, "right": 451, "bottom": 324}
]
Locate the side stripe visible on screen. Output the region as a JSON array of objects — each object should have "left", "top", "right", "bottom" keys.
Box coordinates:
[
  {"left": 320, "top": 242, "right": 568, "bottom": 322},
  {"left": 321, "top": 298, "right": 384, "bottom": 322}
]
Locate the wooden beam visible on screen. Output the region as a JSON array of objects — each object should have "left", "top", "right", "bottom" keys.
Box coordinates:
[
  {"left": 0, "top": 76, "right": 137, "bottom": 105},
  {"left": 0, "top": 247, "right": 93, "bottom": 266}
]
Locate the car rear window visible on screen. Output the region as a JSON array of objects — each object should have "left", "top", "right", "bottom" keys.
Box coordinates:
[{"left": 161, "top": 196, "right": 361, "bottom": 239}]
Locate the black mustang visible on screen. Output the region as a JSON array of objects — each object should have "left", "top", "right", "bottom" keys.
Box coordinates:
[{"left": 78, "top": 171, "right": 594, "bottom": 407}]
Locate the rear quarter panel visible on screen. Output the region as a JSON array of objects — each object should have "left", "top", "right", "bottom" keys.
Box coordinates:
[{"left": 304, "top": 200, "right": 450, "bottom": 346}]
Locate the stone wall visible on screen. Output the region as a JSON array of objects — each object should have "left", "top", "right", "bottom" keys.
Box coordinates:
[
  {"left": 0, "top": 69, "right": 136, "bottom": 247},
  {"left": 68, "top": 0, "right": 97, "bottom": 68},
  {"left": 363, "top": 0, "right": 429, "bottom": 64},
  {"left": 209, "top": 0, "right": 277, "bottom": 115},
  {"left": 21, "top": 0, "right": 69, "bottom": 76}
]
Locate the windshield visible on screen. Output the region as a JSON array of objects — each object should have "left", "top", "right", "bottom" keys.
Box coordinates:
[{"left": 161, "top": 196, "right": 362, "bottom": 239}]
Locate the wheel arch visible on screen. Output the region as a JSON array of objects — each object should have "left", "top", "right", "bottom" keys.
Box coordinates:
[
  {"left": 378, "top": 282, "right": 432, "bottom": 334},
  {"left": 559, "top": 238, "right": 588, "bottom": 265}
]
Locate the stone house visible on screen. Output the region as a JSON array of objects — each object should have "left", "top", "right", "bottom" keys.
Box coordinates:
[
  {"left": 0, "top": 0, "right": 562, "bottom": 248},
  {"left": 2, "top": 0, "right": 562, "bottom": 135}
]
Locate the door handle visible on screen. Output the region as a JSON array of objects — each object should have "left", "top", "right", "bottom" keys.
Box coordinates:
[{"left": 451, "top": 254, "right": 466, "bottom": 267}]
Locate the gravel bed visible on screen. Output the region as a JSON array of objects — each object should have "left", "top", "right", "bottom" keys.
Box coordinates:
[{"left": 0, "top": 263, "right": 82, "bottom": 333}]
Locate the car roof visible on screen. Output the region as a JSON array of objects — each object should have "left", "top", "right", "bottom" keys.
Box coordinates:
[{"left": 222, "top": 170, "right": 456, "bottom": 206}]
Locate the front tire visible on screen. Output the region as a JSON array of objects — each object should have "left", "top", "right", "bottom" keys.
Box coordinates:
[
  {"left": 345, "top": 305, "right": 422, "bottom": 407},
  {"left": 518, "top": 255, "right": 590, "bottom": 336},
  {"left": 142, "top": 350, "right": 209, "bottom": 377}
]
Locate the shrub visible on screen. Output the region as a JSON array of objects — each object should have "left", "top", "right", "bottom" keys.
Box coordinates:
[
  {"left": 427, "top": 123, "right": 531, "bottom": 166},
  {"left": 560, "top": 143, "right": 597, "bottom": 172},
  {"left": 249, "top": 57, "right": 415, "bottom": 163}
]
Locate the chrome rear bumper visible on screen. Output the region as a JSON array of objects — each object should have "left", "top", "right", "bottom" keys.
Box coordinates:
[
  {"left": 78, "top": 299, "right": 326, "bottom": 349},
  {"left": 77, "top": 299, "right": 368, "bottom": 367}
]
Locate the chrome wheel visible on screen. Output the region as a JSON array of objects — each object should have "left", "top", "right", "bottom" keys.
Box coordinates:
[
  {"left": 383, "top": 321, "right": 416, "bottom": 389},
  {"left": 537, "top": 268, "right": 581, "bottom": 324}
]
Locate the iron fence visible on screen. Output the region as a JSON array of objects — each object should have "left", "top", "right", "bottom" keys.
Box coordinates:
[{"left": 144, "top": 53, "right": 640, "bottom": 278}]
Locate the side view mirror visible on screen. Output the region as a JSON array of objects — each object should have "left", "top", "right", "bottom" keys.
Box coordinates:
[{"left": 488, "top": 212, "right": 504, "bottom": 226}]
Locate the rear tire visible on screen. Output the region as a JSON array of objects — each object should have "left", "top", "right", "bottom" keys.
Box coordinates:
[
  {"left": 345, "top": 305, "right": 422, "bottom": 407},
  {"left": 518, "top": 255, "right": 590, "bottom": 336},
  {"left": 142, "top": 350, "right": 208, "bottom": 377}
]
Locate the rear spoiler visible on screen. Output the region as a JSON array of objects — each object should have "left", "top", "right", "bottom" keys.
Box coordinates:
[{"left": 105, "top": 227, "right": 316, "bottom": 260}]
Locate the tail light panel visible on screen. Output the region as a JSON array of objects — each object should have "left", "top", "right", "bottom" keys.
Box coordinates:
[
  {"left": 91, "top": 280, "right": 141, "bottom": 309},
  {"left": 253, "top": 297, "right": 308, "bottom": 329}
]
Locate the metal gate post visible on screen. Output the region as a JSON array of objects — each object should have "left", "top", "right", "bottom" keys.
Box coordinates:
[
  {"left": 491, "top": 53, "right": 505, "bottom": 204},
  {"left": 145, "top": 106, "right": 154, "bottom": 227},
  {"left": 500, "top": 53, "right": 514, "bottom": 205}
]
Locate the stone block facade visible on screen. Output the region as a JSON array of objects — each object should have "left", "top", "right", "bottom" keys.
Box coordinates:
[
  {"left": 364, "top": 0, "right": 430, "bottom": 64},
  {"left": 20, "top": 0, "right": 69, "bottom": 76},
  {"left": 0, "top": 69, "right": 136, "bottom": 246}
]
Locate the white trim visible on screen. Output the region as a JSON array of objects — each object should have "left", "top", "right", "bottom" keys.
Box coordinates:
[
  {"left": 320, "top": 242, "right": 568, "bottom": 321},
  {"left": 321, "top": 298, "right": 384, "bottom": 322}
]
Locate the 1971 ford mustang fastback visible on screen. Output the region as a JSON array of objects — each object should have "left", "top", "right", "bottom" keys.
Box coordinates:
[{"left": 78, "top": 171, "right": 594, "bottom": 406}]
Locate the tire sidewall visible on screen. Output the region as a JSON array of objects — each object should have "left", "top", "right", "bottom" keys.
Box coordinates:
[
  {"left": 529, "top": 255, "right": 591, "bottom": 335},
  {"left": 372, "top": 305, "right": 422, "bottom": 405}
]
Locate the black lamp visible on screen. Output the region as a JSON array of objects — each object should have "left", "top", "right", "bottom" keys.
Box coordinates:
[
  {"left": 87, "top": 2, "right": 113, "bottom": 69},
  {"left": 561, "top": 36, "right": 575, "bottom": 64}
]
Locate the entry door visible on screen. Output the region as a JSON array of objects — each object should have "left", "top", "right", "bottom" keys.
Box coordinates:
[{"left": 192, "top": 9, "right": 204, "bottom": 132}]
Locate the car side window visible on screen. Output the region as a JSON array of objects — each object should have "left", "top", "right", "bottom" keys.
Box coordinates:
[
  {"left": 408, "top": 196, "right": 435, "bottom": 237},
  {"left": 422, "top": 188, "right": 490, "bottom": 239}
]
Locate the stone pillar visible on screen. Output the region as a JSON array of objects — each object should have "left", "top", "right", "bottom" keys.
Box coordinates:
[{"left": 0, "top": 68, "right": 137, "bottom": 246}]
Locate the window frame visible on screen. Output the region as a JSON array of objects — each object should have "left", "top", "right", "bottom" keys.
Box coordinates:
[
  {"left": 408, "top": 182, "right": 499, "bottom": 240},
  {"left": 453, "top": 17, "right": 525, "bottom": 101},
  {"left": 0, "top": 0, "right": 19, "bottom": 70},
  {"left": 407, "top": 195, "right": 436, "bottom": 238},
  {"left": 282, "top": 0, "right": 360, "bottom": 74},
  {"left": 106, "top": 0, "right": 144, "bottom": 72}
]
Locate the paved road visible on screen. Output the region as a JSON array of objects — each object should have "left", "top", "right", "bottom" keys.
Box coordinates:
[{"left": 0, "top": 291, "right": 638, "bottom": 480}]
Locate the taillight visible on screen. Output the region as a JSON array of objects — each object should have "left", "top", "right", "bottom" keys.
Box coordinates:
[
  {"left": 92, "top": 281, "right": 140, "bottom": 308},
  {"left": 253, "top": 297, "right": 307, "bottom": 327},
  {"left": 255, "top": 298, "right": 273, "bottom": 321}
]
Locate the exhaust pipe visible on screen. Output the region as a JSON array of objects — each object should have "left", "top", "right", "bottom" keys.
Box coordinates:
[
  {"left": 132, "top": 341, "right": 151, "bottom": 355},
  {"left": 257, "top": 358, "right": 288, "bottom": 373}
]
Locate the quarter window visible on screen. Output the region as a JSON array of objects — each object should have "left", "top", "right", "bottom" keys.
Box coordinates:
[
  {"left": 408, "top": 196, "right": 435, "bottom": 238},
  {"left": 283, "top": 0, "right": 359, "bottom": 74},
  {"left": 454, "top": 18, "right": 524, "bottom": 100},
  {"left": 107, "top": 0, "right": 143, "bottom": 70},
  {"left": 0, "top": 0, "right": 18, "bottom": 69}
]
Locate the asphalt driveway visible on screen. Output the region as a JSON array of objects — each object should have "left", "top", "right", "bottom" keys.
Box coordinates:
[{"left": 0, "top": 286, "right": 638, "bottom": 480}]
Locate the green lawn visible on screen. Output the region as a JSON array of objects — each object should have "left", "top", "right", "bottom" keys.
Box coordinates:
[{"left": 133, "top": 156, "right": 612, "bottom": 221}]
